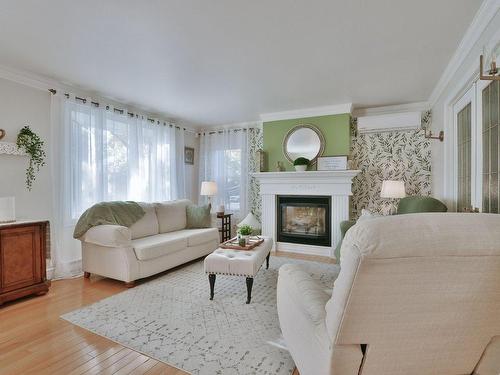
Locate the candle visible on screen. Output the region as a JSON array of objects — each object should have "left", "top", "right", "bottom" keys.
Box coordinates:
[{"left": 0, "top": 197, "right": 15, "bottom": 223}]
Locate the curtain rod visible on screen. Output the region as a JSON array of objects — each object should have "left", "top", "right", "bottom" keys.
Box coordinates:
[
  {"left": 48, "top": 88, "right": 191, "bottom": 132},
  {"left": 198, "top": 128, "right": 250, "bottom": 136}
]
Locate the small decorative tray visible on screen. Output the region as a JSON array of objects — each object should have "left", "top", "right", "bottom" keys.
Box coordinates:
[{"left": 220, "top": 236, "right": 264, "bottom": 251}]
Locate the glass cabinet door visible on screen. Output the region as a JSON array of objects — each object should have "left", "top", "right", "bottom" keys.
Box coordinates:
[
  {"left": 453, "top": 80, "right": 500, "bottom": 213},
  {"left": 457, "top": 103, "right": 472, "bottom": 212},
  {"left": 481, "top": 80, "right": 500, "bottom": 213},
  {"left": 454, "top": 86, "right": 476, "bottom": 212}
]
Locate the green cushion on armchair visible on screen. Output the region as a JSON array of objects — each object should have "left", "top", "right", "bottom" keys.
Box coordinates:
[
  {"left": 397, "top": 196, "right": 448, "bottom": 214},
  {"left": 335, "top": 196, "right": 447, "bottom": 263},
  {"left": 334, "top": 220, "right": 356, "bottom": 261}
]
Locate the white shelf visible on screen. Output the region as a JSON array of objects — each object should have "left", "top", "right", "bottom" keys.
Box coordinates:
[{"left": 0, "top": 141, "right": 26, "bottom": 156}]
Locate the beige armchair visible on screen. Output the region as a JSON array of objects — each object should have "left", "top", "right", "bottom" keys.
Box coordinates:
[{"left": 277, "top": 213, "right": 500, "bottom": 375}]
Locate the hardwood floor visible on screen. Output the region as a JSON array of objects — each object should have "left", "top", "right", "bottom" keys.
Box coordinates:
[{"left": 0, "top": 252, "right": 331, "bottom": 374}]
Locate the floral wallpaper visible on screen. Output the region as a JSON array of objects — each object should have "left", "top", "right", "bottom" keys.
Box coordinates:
[
  {"left": 249, "top": 112, "right": 432, "bottom": 221},
  {"left": 350, "top": 115, "right": 432, "bottom": 217},
  {"left": 248, "top": 127, "right": 263, "bottom": 221}
]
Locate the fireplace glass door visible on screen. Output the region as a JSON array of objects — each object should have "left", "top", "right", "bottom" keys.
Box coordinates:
[{"left": 277, "top": 196, "right": 331, "bottom": 247}]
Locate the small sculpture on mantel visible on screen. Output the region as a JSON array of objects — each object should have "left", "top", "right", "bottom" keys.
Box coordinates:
[
  {"left": 275, "top": 161, "right": 285, "bottom": 172},
  {"left": 0, "top": 129, "right": 5, "bottom": 140}
]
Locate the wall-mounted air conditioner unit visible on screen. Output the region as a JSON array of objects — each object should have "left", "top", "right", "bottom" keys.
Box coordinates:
[{"left": 357, "top": 111, "right": 422, "bottom": 134}]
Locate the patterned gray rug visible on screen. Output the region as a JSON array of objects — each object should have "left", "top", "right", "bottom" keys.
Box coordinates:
[{"left": 61, "top": 256, "right": 339, "bottom": 375}]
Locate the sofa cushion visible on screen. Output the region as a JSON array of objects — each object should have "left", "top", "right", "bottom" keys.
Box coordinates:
[
  {"left": 155, "top": 199, "right": 191, "bottom": 233},
  {"left": 82, "top": 225, "right": 132, "bottom": 247},
  {"left": 129, "top": 202, "right": 159, "bottom": 239},
  {"left": 132, "top": 232, "right": 187, "bottom": 260},
  {"left": 131, "top": 227, "right": 219, "bottom": 261},
  {"left": 279, "top": 264, "right": 331, "bottom": 325},
  {"left": 177, "top": 228, "right": 219, "bottom": 247}
]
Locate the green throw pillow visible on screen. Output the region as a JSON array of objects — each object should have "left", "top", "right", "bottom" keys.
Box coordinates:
[{"left": 186, "top": 205, "right": 211, "bottom": 228}]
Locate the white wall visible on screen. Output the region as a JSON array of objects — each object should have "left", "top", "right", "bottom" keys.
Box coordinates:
[
  {"left": 0, "top": 78, "right": 53, "bottom": 222},
  {"left": 431, "top": 8, "right": 500, "bottom": 206}
]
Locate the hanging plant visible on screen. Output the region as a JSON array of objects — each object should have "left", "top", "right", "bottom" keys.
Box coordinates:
[{"left": 16, "top": 126, "right": 46, "bottom": 191}]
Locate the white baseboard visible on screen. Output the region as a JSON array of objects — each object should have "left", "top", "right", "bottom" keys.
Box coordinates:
[
  {"left": 46, "top": 259, "right": 83, "bottom": 280},
  {"left": 46, "top": 266, "right": 55, "bottom": 280},
  {"left": 276, "top": 242, "right": 333, "bottom": 257}
]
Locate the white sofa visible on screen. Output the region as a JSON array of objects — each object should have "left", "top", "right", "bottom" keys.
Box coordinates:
[
  {"left": 80, "top": 199, "right": 219, "bottom": 286},
  {"left": 277, "top": 213, "right": 500, "bottom": 375}
]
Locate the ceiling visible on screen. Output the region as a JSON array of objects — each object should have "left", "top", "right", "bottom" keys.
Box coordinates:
[{"left": 0, "top": 0, "right": 483, "bottom": 127}]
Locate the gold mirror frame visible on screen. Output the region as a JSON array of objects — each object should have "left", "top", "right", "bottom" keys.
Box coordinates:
[{"left": 282, "top": 124, "right": 325, "bottom": 164}]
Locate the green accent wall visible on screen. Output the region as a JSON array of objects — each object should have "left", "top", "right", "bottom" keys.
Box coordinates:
[{"left": 263, "top": 113, "right": 351, "bottom": 171}]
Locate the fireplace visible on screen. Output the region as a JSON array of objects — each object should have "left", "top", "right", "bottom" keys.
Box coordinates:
[
  {"left": 253, "top": 170, "right": 359, "bottom": 257},
  {"left": 277, "top": 196, "right": 331, "bottom": 247}
]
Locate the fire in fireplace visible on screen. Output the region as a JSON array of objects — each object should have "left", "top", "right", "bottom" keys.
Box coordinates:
[{"left": 277, "top": 196, "right": 331, "bottom": 247}]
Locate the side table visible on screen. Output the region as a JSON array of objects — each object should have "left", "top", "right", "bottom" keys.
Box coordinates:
[{"left": 217, "top": 213, "right": 232, "bottom": 243}]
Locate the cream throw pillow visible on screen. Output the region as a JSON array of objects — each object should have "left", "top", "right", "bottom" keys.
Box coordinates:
[{"left": 357, "top": 209, "right": 382, "bottom": 223}]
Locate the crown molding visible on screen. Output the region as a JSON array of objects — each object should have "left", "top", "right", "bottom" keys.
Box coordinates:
[
  {"left": 199, "top": 120, "right": 262, "bottom": 133},
  {"left": 0, "top": 64, "right": 57, "bottom": 92},
  {"left": 428, "top": 0, "right": 500, "bottom": 106},
  {"left": 0, "top": 63, "right": 201, "bottom": 132},
  {"left": 260, "top": 103, "right": 352, "bottom": 123},
  {"left": 352, "top": 101, "right": 429, "bottom": 118}
]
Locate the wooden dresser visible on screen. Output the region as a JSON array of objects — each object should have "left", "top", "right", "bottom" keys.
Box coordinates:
[{"left": 0, "top": 221, "right": 50, "bottom": 305}]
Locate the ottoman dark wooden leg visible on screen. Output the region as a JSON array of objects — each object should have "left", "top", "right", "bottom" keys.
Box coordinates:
[
  {"left": 209, "top": 274, "right": 216, "bottom": 300},
  {"left": 246, "top": 277, "right": 254, "bottom": 304},
  {"left": 266, "top": 253, "right": 270, "bottom": 269}
]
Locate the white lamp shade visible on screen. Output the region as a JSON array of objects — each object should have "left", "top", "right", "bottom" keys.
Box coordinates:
[
  {"left": 0, "top": 197, "right": 15, "bottom": 223},
  {"left": 380, "top": 180, "right": 406, "bottom": 199},
  {"left": 200, "top": 181, "right": 218, "bottom": 196},
  {"left": 237, "top": 212, "right": 261, "bottom": 230}
]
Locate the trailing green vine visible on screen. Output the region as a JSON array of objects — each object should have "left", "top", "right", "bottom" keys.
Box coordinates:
[{"left": 16, "top": 126, "right": 46, "bottom": 191}]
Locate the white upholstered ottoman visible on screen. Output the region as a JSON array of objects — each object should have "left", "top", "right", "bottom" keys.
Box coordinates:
[{"left": 204, "top": 237, "right": 273, "bottom": 304}]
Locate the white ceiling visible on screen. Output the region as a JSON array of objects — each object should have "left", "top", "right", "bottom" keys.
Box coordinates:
[{"left": 0, "top": 0, "right": 483, "bottom": 127}]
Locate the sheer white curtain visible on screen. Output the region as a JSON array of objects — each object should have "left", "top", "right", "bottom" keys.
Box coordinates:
[
  {"left": 199, "top": 129, "right": 249, "bottom": 220},
  {"left": 50, "top": 94, "right": 186, "bottom": 278}
]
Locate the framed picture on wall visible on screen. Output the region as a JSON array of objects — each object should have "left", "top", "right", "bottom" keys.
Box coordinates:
[
  {"left": 317, "top": 156, "right": 348, "bottom": 171},
  {"left": 184, "top": 147, "right": 194, "bottom": 165},
  {"left": 256, "top": 149, "right": 267, "bottom": 172}
]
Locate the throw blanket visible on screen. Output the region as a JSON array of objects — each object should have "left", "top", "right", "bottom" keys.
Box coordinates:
[{"left": 73, "top": 201, "right": 146, "bottom": 239}]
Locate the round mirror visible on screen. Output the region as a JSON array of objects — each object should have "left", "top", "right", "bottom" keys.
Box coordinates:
[{"left": 283, "top": 124, "right": 325, "bottom": 164}]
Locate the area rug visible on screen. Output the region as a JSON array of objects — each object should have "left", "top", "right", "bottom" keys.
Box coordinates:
[{"left": 61, "top": 256, "right": 339, "bottom": 375}]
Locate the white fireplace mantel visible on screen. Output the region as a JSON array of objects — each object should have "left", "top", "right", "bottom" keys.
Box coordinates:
[{"left": 252, "top": 170, "right": 360, "bottom": 258}]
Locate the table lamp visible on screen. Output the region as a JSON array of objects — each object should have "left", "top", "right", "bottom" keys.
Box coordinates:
[
  {"left": 0, "top": 197, "right": 16, "bottom": 223},
  {"left": 200, "top": 181, "right": 218, "bottom": 208},
  {"left": 380, "top": 180, "right": 405, "bottom": 215}
]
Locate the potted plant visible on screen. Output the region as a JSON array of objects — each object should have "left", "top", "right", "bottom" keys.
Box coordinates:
[
  {"left": 293, "top": 157, "right": 310, "bottom": 171},
  {"left": 238, "top": 224, "right": 253, "bottom": 246},
  {"left": 16, "top": 126, "right": 46, "bottom": 191}
]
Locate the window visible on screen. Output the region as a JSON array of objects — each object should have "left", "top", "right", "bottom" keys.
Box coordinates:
[
  {"left": 223, "top": 149, "right": 242, "bottom": 212},
  {"left": 65, "top": 100, "right": 178, "bottom": 222},
  {"left": 453, "top": 80, "right": 500, "bottom": 212},
  {"left": 198, "top": 130, "right": 249, "bottom": 219}
]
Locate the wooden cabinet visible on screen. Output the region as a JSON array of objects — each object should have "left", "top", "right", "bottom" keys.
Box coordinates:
[{"left": 0, "top": 221, "right": 50, "bottom": 305}]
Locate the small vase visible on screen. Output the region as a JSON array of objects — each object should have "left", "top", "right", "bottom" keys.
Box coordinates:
[
  {"left": 295, "top": 165, "right": 307, "bottom": 171},
  {"left": 238, "top": 237, "right": 246, "bottom": 247}
]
